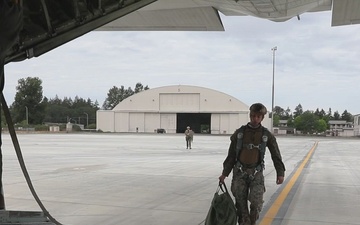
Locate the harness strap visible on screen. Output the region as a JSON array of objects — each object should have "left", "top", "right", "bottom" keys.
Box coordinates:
[
  {"left": 235, "top": 125, "right": 269, "bottom": 176},
  {"left": 259, "top": 128, "right": 269, "bottom": 165},
  {"left": 235, "top": 125, "right": 245, "bottom": 169}
]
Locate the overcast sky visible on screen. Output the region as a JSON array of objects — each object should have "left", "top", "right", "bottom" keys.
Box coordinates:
[{"left": 4, "top": 11, "right": 360, "bottom": 115}]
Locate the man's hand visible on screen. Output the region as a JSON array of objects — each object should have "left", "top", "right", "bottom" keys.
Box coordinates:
[
  {"left": 219, "top": 174, "right": 226, "bottom": 184},
  {"left": 276, "top": 176, "right": 284, "bottom": 184}
]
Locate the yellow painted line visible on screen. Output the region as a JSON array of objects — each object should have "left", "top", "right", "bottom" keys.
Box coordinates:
[{"left": 259, "top": 141, "right": 318, "bottom": 225}]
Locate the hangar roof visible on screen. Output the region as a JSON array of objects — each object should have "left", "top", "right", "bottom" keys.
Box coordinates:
[{"left": 113, "top": 85, "right": 249, "bottom": 113}]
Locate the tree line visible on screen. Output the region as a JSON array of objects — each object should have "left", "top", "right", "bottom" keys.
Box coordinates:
[
  {"left": 2, "top": 77, "right": 355, "bottom": 134},
  {"left": 273, "top": 104, "right": 354, "bottom": 134},
  {"left": 3, "top": 77, "right": 149, "bottom": 129}
]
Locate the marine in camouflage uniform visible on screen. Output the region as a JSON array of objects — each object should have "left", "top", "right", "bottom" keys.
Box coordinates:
[
  {"left": 184, "top": 126, "right": 194, "bottom": 149},
  {"left": 219, "top": 103, "right": 285, "bottom": 225}
]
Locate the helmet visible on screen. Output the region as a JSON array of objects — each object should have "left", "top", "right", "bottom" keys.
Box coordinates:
[{"left": 250, "top": 103, "right": 267, "bottom": 115}]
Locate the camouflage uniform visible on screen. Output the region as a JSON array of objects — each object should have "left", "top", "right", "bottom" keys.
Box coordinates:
[
  {"left": 184, "top": 127, "right": 194, "bottom": 149},
  {"left": 221, "top": 123, "right": 285, "bottom": 225}
]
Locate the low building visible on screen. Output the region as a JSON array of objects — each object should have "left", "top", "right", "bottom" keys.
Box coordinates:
[
  {"left": 327, "top": 120, "right": 354, "bottom": 137},
  {"left": 354, "top": 114, "right": 360, "bottom": 137},
  {"left": 278, "top": 119, "right": 288, "bottom": 127},
  {"left": 273, "top": 119, "right": 295, "bottom": 135}
]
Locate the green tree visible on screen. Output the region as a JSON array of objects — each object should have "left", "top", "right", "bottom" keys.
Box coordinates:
[
  {"left": 285, "top": 107, "right": 292, "bottom": 119},
  {"left": 314, "top": 108, "right": 327, "bottom": 120},
  {"left": 134, "top": 82, "right": 149, "bottom": 93},
  {"left": 314, "top": 108, "right": 320, "bottom": 118},
  {"left": 11, "top": 77, "right": 45, "bottom": 124},
  {"left": 102, "top": 83, "right": 150, "bottom": 110},
  {"left": 274, "top": 106, "right": 286, "bottom": 119},
  {"left": 333, "top": 111, "right": 340, "bottom": 120},
  {"left": 102, "top": 86, "right": 122, "bottom": 110},
  {"left": 293, "top": 116, "right": 304, "bottom": 132},
  {"left": 93, "top": 100, "right": 99, "bottom": 109},
  {"left": 319, "top": 109, "right": 326, "bottom": 118},
  {"left": 327, "top": 108, "right": 333, "bottom": 120},
  {"left": 341, "top": 110, "right": 353, "bottom": 122},
  {"left": 273, "top": 114, "right": 280, "bottom": 126},
  {"left": 293, "top": 104, "right": 303, "bottom": 118},
  {"left": 293, "top": 111, "right": 318, "bottom": 134},
  {"left": 287, "top": 118, "right": 294, "bottom": 127},
  {"left": 315, "top": 119, "right": 327, "bottom": 133},
  {"left": 43, "top": 95, "right": 99, "bottom": 126},
  {"left": 293, "top": 110, "right": 329, "bottom": 134},
  {"left": 321, "top": 114, "right": 331, "bottom": 129}
]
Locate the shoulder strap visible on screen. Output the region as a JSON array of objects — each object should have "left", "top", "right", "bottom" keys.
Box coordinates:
[
  {"left": 235, "top": 125, "right": 246, "bottom": 162},
  {"left": 259, "top": 127, "right": 269, "bottom": 164}
]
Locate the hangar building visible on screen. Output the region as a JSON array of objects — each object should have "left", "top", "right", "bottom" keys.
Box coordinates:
[{"left": 96, "top": 85, "right": 270, "bottom": 134}]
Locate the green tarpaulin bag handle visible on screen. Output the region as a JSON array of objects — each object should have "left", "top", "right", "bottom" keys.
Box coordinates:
[{"left": 204, "top": 182, "right": 237, "bottom": 225}]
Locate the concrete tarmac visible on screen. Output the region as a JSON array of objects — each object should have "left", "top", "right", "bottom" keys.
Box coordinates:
[{"left": 1, "top": 133, "right": 360, "bottom": 225}]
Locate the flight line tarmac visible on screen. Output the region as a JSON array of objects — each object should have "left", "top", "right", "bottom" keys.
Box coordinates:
[{"left": 1, "top": 133, "right": 360, "bottom": 225}]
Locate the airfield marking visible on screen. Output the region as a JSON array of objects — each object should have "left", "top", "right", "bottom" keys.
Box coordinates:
[{"left": 258, "top": 141, "right": 318, "bottom": 225}]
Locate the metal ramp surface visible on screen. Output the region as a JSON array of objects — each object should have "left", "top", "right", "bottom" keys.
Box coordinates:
[{"left": 0, "top": 211, "right": 55, "bottom": 225}]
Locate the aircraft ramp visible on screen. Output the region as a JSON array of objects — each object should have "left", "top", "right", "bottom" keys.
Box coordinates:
[{"left": 0, "top": 211, "right": 55, "bottom": 224}]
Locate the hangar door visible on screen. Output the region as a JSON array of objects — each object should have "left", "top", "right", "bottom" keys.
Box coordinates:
[{"left": 177, "top": 113, "right": 211, "bottom": 133}]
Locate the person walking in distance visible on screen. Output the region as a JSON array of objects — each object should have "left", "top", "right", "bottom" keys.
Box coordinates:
[
  {"left": 184, "top": 126, "right": 194, "bottom": 149},
  {"left": 218, "top": 103, "right": 285, "bottom": 225}
]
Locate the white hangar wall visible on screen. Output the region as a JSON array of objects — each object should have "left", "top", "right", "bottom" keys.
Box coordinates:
[{"left": 97, "top": 85, "right": 270, "bottom": 134}]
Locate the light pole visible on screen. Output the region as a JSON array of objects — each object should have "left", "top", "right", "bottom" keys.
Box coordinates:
[
  {"left": 84, "top": 112, "right": 88, "bottom": 128},
  {"left": 25, "top": 106, "right": 28, "bottom": 125},
  {"left": 271, "top": 46, "right": 277, "bottom": 133}
]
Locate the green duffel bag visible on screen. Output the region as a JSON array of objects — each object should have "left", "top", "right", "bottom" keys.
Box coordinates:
[{"left": 205, "top": 182, "right": 237, "bottom": 225}]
